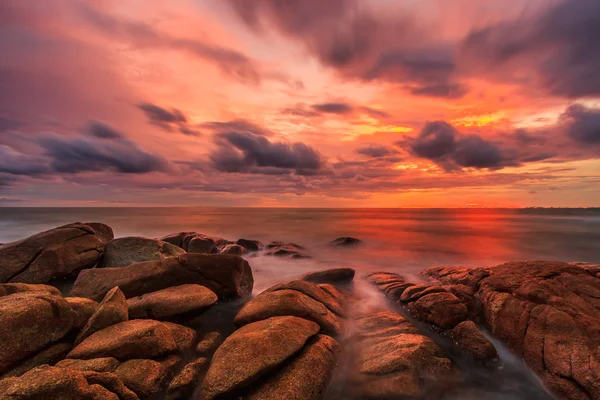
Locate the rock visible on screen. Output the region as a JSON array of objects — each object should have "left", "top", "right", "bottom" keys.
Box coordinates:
[
  {"left": 66, "top": 297, "right": 99, "bottom": 330},
  {"left": 317, "top": 283, "right": 346, "bottom": 306},
  {"left": 67, "top": 319, "right": 177, "bottom": 361},
  {"left": 423, "top": 261, "right": 600, "bottom": 400},
  {"left": 158, "top": 354, "right": 182, "bottom": 380},
  {"left": 71, "top": 254, "right": 253, "bottom": 301},
  {"left": 56, "top": 357, "right": 119, "bottom": 373},
  {"left": 88, "top": 384, "right": 119, "bottom": 400},
  {"left": 85, "top": 223, "right": 115, "bottom": 244},
  {"left": 196, "top": 332, "right": 222, "bottom": 355},
  {"left": 75, "top": 287, "right": 128, "bottom": 345},
  {"left": 1, "top": 343, "right": 72, "bottom": 378},
  {"left": 186, "top": 234, "right": 228, "bottom": 254},
  {"left": 235, "top": 287, "right": 342, "bottom": 335},
  {"left": 165, "top": 358, "right": 209, "bottom": 400},
  {"left": 82, "top": 371, "right": 140, "bottom": 400},
  {"left": 245, "top": 334, "right": 339, "bottom": 400},
  {"left": 451, "top": 321, "right": 498, "bottom": 363},
  {"left": 114, "top": 359, "right": 166, "bottom": 399},
  {"left": 264, "top": 242, "right": 310, "bottom": 259},
  {"left": 1, "top": 365, "right": 95, "bottom": 400},
  {"left": 163, "top": 322, "right": 197, "bottom": 353},
  {"left": 266, "top": 280, "right": 345, "bottom": 316},
  {"left": 98, "top": 237, "right": 185, "bottom": 268},
  {"left": 301, "top": 268, "right": 355, "bottom": 284},
  {"left": 159, "top": 232, "right": 197, "bottom": 249},
  {"left": 407, "top": 291, "right": 470, "bottom": 330},
  {"left": 219, "top": 243, "right": 246, "bottom": 255},
  {"left": 127, "top": 284, "right": 217, "bottom": 320},
  {"left": 201, "top": 316, "right": 320, "bottom": 400},
  {"left": 0, "top": 222, "right": 112, "bottom": 284},
  {"left": 350, "top": 311, "right": 459, "bottom": 399},
  {"left": 328, "top": 236, "right": 363, "bottom": 247},
  {"left": 0, "top": 283, "right": 61, "bottom": 297},
  {"left": 0, "top": 292, "right": 74, "bottom": 374},
  {"left": 236, "top": 238, "right": 263, "bottom": 251},
  {"left": 0, "top": 377, "right": 18, "bottom": 396}
]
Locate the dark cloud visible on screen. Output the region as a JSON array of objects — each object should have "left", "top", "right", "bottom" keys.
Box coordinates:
[
  {"left": 356, "top": 144, "right": 395, "bottom": 158},
  {"left": 410, "top": 121, "right": 457, "bottom": 160},
  {"left": 202, "top": 119, "right": 274, "bottom": 137},
  {"left": 462, "top": 0, "right": 600, "bottom": 98},
  {"left": 408, "top": 82, "right": 468, "bottom": 99},
  {"left": 453, "top": 135, "right": 505, "bottom": 169},
  {"left": 0, "top": 145, "right": 47, "bottom": 175},
  {"left": 88, "top": 121, "right": 124, "bottom": 139},
  {"left": 210, "top": 131, "right": 323, "bottom": 175},
  {"left": 137, "top": 103, "right": 199, "bottom": 135},
  {"left": 311, "top": 102, "right": 353, "bottom": 114},
  {"left": 560, "top": 104, "right": 600, "bottom": 145},
  {"left": 0, "top": 117, "right": 21, "bottom": 132}
]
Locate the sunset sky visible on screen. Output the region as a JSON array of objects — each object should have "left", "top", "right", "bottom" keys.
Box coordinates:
[{"left": 1, "top": 0, "right": 600, "bottom": 207}]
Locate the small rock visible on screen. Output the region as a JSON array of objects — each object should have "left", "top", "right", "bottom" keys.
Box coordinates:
[
  {"left": 236, "top": 239, "right": 263, "bottom": 251},
  {"left": 219, "top": 244, "right": 246, "bottom": 255},
  {"left": 98, "top": 237, "right": 185, "bottom": 268},
  {"left": 163, "top": 322, "right": 197, "bottom": 353},
  {"left": 82, "top": 371, "right": 140, "bottom": 400},
  {"left": 328, "top": 237, "right": 363, "bottom": 247},
  {"left": 301, "top": 268, "right": 355, "bottom": 284},
  {"left": 165, "top": 358, "right": 209, "bottom": 400},
  {"left": 114, "top": 359, "right": 167, "bottom": 399},
  {"left": 196, "top": 332, "right": 222, "bottom": 355},
  {"left": 127, "top": 284, "right": 217, "bottom": 320}
]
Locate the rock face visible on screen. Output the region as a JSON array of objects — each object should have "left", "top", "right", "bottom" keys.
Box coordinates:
[
  {"left": 75, "top": 287, "right": 128, "bottom": 345},
  {"left": 71, "top": 254, "right": 254, "bottom": 301},
  {"left": 424, "top": 261, "right": 600, "bottom": 400},
  {"left": 0, "top": 292, "right": 75, "bottom": 374},
  {"left": 349, "top": 311, "right": 459, "bottom": 399},
  {"left": 328, "top": 236, "right": 363, "bottom": 247},
  {"left": 67, "top": 319, "right": 177, "bottom": 361},
  {"left": 127, "top": 284, "right": 217, "bottom": 320},
  {"left": 98, "top": 237, "right": 185, "bottom": 268},
  {"left": 301, "top": 268, "right": 356, "bottom": 284},
  {"left": 201, "top": 316, "right": 338, "bottom": 400},
  {"left": 235, "top": 281, "right": 343, "bottom": 335},
  {"left": 0, "top": 222, "right": 112, "bottom": 284}
]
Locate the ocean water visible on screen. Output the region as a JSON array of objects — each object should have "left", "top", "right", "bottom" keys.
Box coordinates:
[{"left": 1, "top": 207, "right": 598, "bottom": 399}]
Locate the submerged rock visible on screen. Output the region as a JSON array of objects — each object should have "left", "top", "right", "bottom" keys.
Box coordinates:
[
  {"left": 0, "top": 222, "right": 112, "bottom": 284},
  {"left": 301, "top": 267, "right": 355, "bottom": 285},
  {"left": 328, "top": 236, "right": 363, "bottom": 247},
  {"left": 71, "top": 254, "right": 254, "bottom": 301},
  {"left": 98, "top": 237, "right": 185, "bottom": 268},
  {"left": 236, "top": 238, "right": 263, "bottom": 251},
  {"left": 127, "top": 284, "right": 217, "bottom": 320},
  {"left": 264, "top": 242, "right": 310, "bottom": 259}
]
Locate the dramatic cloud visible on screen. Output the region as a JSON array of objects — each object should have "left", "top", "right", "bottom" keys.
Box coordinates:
[
  {"left": 356, "top": 145, "right": 396, "bottom": 158},
  {"left": 462, "top": 0, "right": 600, "bottom": 98},
  {"left": 137, "top": 103, "right": 200, "bottom": 135},
  {"left": 202, "top": 119, "right": 274, "bottom": 137},
  {"left": 210, "top": 130, "right": 323, "bottom": 175},
  {"left": 0, "top": 145, "right": 47, "bottom": 175},
  {"left": 560, "top": 104, "right": 600, "bottom": 145},
  {"left": 88, "top": 121, "right": 124, "bottom": 139},
  {"left": 312, "top": 102, "right": 353, "bottom": 115},
  {"left": 283, "top": 102, "right": 390, "bottom": 121}
]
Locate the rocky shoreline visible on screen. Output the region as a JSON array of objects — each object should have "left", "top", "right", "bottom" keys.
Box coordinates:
[{"left": 0, "top": 222, "right": 598, "bottom": 399}]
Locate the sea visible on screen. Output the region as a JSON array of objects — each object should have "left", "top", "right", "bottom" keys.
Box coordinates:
[{"left": 1, "top": 207, "right": 599, "bottom": 399}]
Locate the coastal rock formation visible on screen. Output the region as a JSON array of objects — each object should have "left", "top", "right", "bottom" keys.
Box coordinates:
[
  {"left": 98, "top": 237, "right": 185, "bottom": 268},
  {"left": 236, "top": 238, "right": 263, "bottom": 251},
  {"left": 114, "top": 359, "right": 167, "bottom": 399},
  {"left": 2, "top": 343, "right": 72, "bottom": 379},
  {"left": 423, "top": 261, "right": 600, "bottom": 400},
  {"left": 127, "top": 284, "right": 217, "bottom": 320},
  {"left": 75, "top": 287, "right": 128, "bottom": 345},
  {"left": 349, "top": 311, "right": 459, "bottom": 399},
  {"left": 71, "top": 254, "right": 253, "bottom": 301},
  {"left": 0, "top": 283, "right": 61, "bottom": 297},
  {"left": 0, "top": 222, "right": 112, "bottom": 284},
  {"left": 160, "top": 232, "right": 229, "bottom": 254},
  {"left": 265, "top": 242, "right": 310, "bottom": 259},
  {"left": 55, "top": 357, "right": 120, "bottom": 373},
  {"left": 301, "top": 267, "right": 356, "bottom": 284},
  {"left": 66, "top": 297, "right": 100, "bottom": 330},
  {"left": 165, "top": 358, "right": 209, "bottom": 400},
  {"left": 67, "top": 319, "right": 177, "bottom": 361},
  {"left": 0, "top": 291, "right": 75, "bottom": 375},
  {"left": 328, "top": 236, "right": 363, "bottom": 247},
  {"left": 163, "top": 322, "right": 197, "bottom": 353}
]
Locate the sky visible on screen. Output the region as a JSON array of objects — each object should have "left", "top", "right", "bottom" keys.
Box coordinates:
[{"left": 1, "top": 0, "right": 600, "bottom": 207}]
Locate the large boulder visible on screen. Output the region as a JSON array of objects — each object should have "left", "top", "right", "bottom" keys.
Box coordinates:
[
  {"left": 201, "top": 316, "right": 325, "bottom": 400},
  {"left": 55, "top": 357, "right": 120, "bottom": 373},
  {"left": 71, "top": 254, "right": 253, "bottom": 301},
  {"left": 127, "top": 284, "right": 217, "bottom": 320},
  {"left": 163, "top": 322, "right": 197, "bottom": 353},
  {"left": 161, "top": 232, "right": 229, "bottom": 253},
  {"left": 1, "top": 343, "right": 72, "bottom": 378},
  {"left": 98, "top": 237, "right": 185, "bottom": 268},
  {"left": 236, "top": 238, "right": 263, "bottom": 252},
  {"left": 0, "top": 292, "right": 75, "bottom": 374},
  {"left": 114, "top": 359, "right": 167, "bottom": 399},
  {"left": 301, "top": 268, "right": 355, "bottom": 285},
  {"left": 66, "top": 297, "right": 100, "bottom": 330},
  {"left": 67, "top": 319, "right": 177, "bottom": 361},
  {"left": 0, "top": 222, "right": 112, "bottom": 284},
  {"left": 0, "top": 283, "right": 61, "bottom": 297},
  {"left": 75, "top": 287, "right": 128, "bottom": 345}
]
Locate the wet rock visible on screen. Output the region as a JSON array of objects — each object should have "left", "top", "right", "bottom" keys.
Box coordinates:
[
  {"left": 407, "top": 291, "right": 470, "bottom": 330},
  {"left": 163, "top": 322, "right": 197, "bottom": 353},
  {"left": 75, "top": 287, "right": 128, "bottom": 346},
  {"left": 71, "top": 254, "right": 253, "bottom": 301},
  {"left": 264, "top": 242, "right": 310, "bottom": 259},
  {"left": 245, "top": 334, "right": 339, "bottom": 400},
  {"left": 98, "top": 237, "right": 185, "bottom": 268},
  {"left": 127, "top": 284, "right": 217, "bottom": 320},
  {"left": 236, "top": 238, "right": 263, "bottom": 251},
  {"left": 0, "top": 222, "right": 112, "bottom": 284},
  {"left": 0, "top": 365, "right": 95, "bottom": 400},
  {"left": 114, "top": 359, "right": 166, "bottom": 399},
  {"left": 235, "top": 287, "right": 342, "bottom": 335},
  {"left": 350, "top": 311, "right": 459, "bottom": 399},
  {"left": 1, "top": 343, "right": 72, "bottom": 378},
  {"left": 201, "top": 316, "right": 320, "bottom": 400},
  {"left": 451, "top": 321, "right": 498, "bottom": 363},
  {"left": 67, "top": 319, "right": 177, "bottom": 361},
  {"left": 317, "top": 283, "right": 346, "bottom": 305},
  {"left": 165, "top": 358, "right": 209, "bottom": 400},
  {"left": 196, "top": 332, "right": 222, "bottom": 355},
  {"left": 219, "top": 243, "right": 246, "bottom": 255},
  {"left": 66, "top": 297, "right": 100, "bottom": 330},
  {"left": 266, "top": 280, "right": 345, "bottom": 317},
  {"left": 0, "top": 283, "right": 61, "bottom": 297},
  {"left": 301, "top": 267, "right": 355, "bottom": 284},
  {"left": 187, "top": 234, "right": 228, "bottom": 254},
  {"left": 82, "top": 371, "right": 139, "bottom": 400},
  {"left": 0, "top": 292, "right": 75, "bottom": 374},
  {"left": 328, "top": 236, "right": 363, "bottom": 247},
  {"left": 159, "top": 232, "right": 197, "bottom": 248},
  {"left": 55, "top": 357, "right": 119, "bottom": 373}
]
